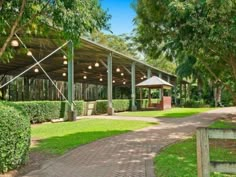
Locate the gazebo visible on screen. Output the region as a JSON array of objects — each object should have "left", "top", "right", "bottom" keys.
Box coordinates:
[{"left": 137, "top": 76, "right": 173, "bottom": 110}]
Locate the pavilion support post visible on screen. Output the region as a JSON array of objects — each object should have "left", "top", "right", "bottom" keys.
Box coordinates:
[
  {"left": 107, "top": 53, "right": 114, "bottom": 115},
  {"left": 159, "top": 73, "right": 162, "bottom": 99},
  {"left": 67, "top": 41, "right": 76, "bottom": 121},
  {"left": 148, "top": 88, "right": 151, "bottom": 107},
  {"left": 147, "top": 68, "right": 152, "bottom": 78},
  {"left": 140, "top": 88, "right": 142, "bottom": 109},
  {"left": 131, "top": 62, "right": 137, "bottom": 111}
]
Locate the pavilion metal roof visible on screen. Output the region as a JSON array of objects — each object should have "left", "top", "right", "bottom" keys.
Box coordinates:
[
  {"left": 136, "top": 76, "right": 173, "bottom": 88},
  {"left": 0, "top": 34, "right": 187, "bottom": 87}
]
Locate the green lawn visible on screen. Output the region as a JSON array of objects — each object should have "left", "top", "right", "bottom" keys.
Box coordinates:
[
  {"left": 154, "top": 120, "right": 236, "bottom": 177},
  {"left": 118, "top": 108, "right": 214, "bottom": 118},
  {"left": 31, "top": 119, "right": 156, "bottom": 155}
]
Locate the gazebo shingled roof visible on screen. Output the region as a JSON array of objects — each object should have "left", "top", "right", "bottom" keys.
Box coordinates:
[{"left": 136, "top": 76, "right": 173, "bottom": 88}]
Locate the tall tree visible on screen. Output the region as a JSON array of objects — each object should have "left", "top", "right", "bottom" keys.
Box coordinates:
[
  {"left": 0, "top": 0, "right": 110, "bottom": 62},
  {"left": 134, "top": 0, "right": 236, "bottom": 103}
]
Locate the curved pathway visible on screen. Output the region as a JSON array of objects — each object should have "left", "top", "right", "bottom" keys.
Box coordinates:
[{"left": 24, "top": 107, "right": 236, "bottom": 177}]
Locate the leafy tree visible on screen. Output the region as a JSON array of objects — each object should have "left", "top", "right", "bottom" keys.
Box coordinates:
[
  {"left": 0, "top": 0, "right": 110, "bottom": 61},
  {"left": 85, "top": 30, "right": 138, "bottom": 58},
  {"left": 134, "top": 0, "right": 236, "bottom": 103}
]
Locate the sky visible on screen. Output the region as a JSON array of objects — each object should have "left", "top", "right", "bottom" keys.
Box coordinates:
[{"left": 100, "top": 0, "right": 136, "bottom": 35}]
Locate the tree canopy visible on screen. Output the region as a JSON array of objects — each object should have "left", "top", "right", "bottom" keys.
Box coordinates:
[
  {"left": 0, "top": 0, "right": 110, "bottom": 61},
  {"left": 134, "top": 0, "right": 236, "bottom": 103}
]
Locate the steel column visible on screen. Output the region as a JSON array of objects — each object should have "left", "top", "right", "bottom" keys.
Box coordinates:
[
  {"left": 107, "top": 53, "right": 114, "bottom": 115},
  {"left": 67, "top": 41, "right": 76, "bottom": 121},
  {"left": 131, "top": 62, "right": 137, "bottom": 111}
]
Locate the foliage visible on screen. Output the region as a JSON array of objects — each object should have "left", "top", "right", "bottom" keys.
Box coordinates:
[
  {"left": 118, "top": 108, "right": 214, "bottom": 118},
  {"left": 31, "top": 119, "right": 156, "bottom": 154},
  {"left": 183, "top": 99, "right": 207, "bottom": 108},
  {"left": 95, "top": 99, "right": 154, "bottom": 114},
  {"left": 0, "top": 0, "right": 110, "bottom": 61},
  {"left": 0, "top": 102, "right": 30, "bottom": 173},
  {"left": 85, "top": 31, "right": 138, "bottom": 58},
  {"left": 134, "top": 0, "right": 236, "bottom": 103},
  {"left": 13, "top": 101, "right": 84, "bottom": 123}
]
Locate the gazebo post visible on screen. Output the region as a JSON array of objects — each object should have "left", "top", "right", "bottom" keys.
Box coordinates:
[
  {"left": 140, "top": 88, "right": 142, "bottom": 109},
  {"left": 131, "top": 62, "right": 137, "bottom": 111},
  {"left": 159, "top": 73, "right": 162, "bottom": 99},
  {"left": 148, "top": 88, "right": 151, "bottom": 107},
  {"left": 107, "top": 52, "right": 114, "bottom": 115},
  {"left": 67, "top": 41, "right": 76, "bottom": 121}
]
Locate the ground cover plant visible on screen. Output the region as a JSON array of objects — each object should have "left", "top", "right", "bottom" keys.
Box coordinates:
[
  {"left": 118, "top": 108, "right": 214, "bottom": 118},
  {"left": 31, "top": 119, "right": 156, "bottom": 154},
  {"left": 154, "top": 119, "right": 236, "bottom": 177}
]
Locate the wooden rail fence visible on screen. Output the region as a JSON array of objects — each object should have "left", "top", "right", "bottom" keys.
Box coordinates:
[{"left": 197, "top": 128, "right": 236, "bottom": 177}]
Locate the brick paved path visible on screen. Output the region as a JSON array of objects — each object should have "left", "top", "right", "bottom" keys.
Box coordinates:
[{"left": 23, "top": 107, "right": 236, "bottom": 177}]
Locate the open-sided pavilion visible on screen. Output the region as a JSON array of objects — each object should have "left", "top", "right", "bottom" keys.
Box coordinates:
[{"left": 0, "top": 34, "right": 188, "bottom": 118}]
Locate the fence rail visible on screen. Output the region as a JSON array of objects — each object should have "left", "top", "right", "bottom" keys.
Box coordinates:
[{"left": 197, "top": 128, "right": 236, "bottom": 177}]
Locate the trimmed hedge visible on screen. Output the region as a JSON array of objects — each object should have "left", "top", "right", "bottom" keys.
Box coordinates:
[
  {"left": 95, "top": 99, "right": 157, "bottom": 114},
  {"left": 0, "top": 102, "right": 30, "bottom": 173},
  {"left": 13, "top": 101, "right": 84, "bottom": 123},
  {"left": 183, "top": 99, "right": 208, "bottom": 108}
]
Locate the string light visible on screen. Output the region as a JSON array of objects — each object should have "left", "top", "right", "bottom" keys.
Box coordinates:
[
  {"left": 83, "top": 75, "right": 87, "bottom": 79},
  {"left": 62, "top": 73, "right": 66, "bottom": 77},
  {"left": 88, "top": 65, "right": 92, "bottom": 69},
  {"left": 34, "top": 68, "right": 39, "bottom": 73},
  {"left": 141, "top": 77, "right": 144, "bottom": 80},
  {"left": 63, "top": 60, "right": 68, "bottom": 65},
  {"left": 121, "top": 72, "right": 124, "bottom": 76},
  {"left": 11, "top": 40, "right": 19, "bottom": 47},
  {"left": 99, "top": 78, "right": 103, "bottom": 82},
  {"left": 63, "top": 55, "right": 67, "bottom": 59},
  {"left": 143, "top": 75, "right": 147, "bottom": 79},
  {"left": 27, "top": 51, "right": 32, "bottom": 56},
  {"left": 112, "top": 80, "right": 115, "bottom": 83},
  {"left": 116, "top": 67, "right": 120, "bottom": 72},
  {"left": 123, "top": 81, "right": 126, "bottom": 85},
  {"left": 95, "top": 62, "right": 99, "bottom": 67}
]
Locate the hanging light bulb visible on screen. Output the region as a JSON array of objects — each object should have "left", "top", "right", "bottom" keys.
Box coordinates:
[
  {"left": 121, "top": 72, "right": 124, "bottom": 76},
  {"left": 143, "top": 75, "right": 147, "bottom": 79},
  {"left": 112, "top": 80, "right": 115, "bottom": 83},
  {"left": 83, "top": 75, "right": 87, "bottom": 79},
  {"left": 141, "top": 77, "right": 144, "bottom": 80},
  {"left": 95, "top": 62, "right": 99, "bottom": 67},
  {"left": 88, "top": 65, "right": 92, "bottom": 69},
  {"left": 34, "top": 68, "right": 39, "bottom": 73},
  {"left": 27, "top": 50, "right": 32, "bottom": 56},
  {"left": 62, "top": 72, "right": 67, "bottom": 77},
  {"left": 11, "top": 40, "right": 19, "bottom": 47},
  {"left": 63, "top": 60, "right": 68, "bottom": 65},
  {"left": 123, "top": 81, "right": 126, "bottom": 85},
  {"left": 63, "top": 55, "right": 67, "bottom": 59},
  {"left": 99, "top": 78, "right": 103, "bottom": 82},
  {"left": 116, "top": 67, "right": 120, "bottom": 72}
]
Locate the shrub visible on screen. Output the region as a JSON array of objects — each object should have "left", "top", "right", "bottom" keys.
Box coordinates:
[
  {"left": 95, "top": 99, "right": 158, "bottom": 114},
  {"left": 183, "top": 99, "right": 207, "bottom": 108},
  {"left": 13, "top": 101, "right": 84, "bottom": 123},
  {"left": 0, "top": 102, "right": 30, "bottom": 173}
]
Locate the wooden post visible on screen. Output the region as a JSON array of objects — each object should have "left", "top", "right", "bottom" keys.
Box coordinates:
[
  {"left": 140, "top": 88, "right": 142, "bottom": 109},
  {"left": 197, "top": 128, "right": 210, "bottom": 177},
  {"left": 148, "top": 88, "right": 151, "bottom": 107}
]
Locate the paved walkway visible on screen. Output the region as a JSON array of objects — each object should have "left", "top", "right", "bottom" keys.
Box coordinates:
[{"left": 24, "top": 107, "right": 236, "bottom": 177}]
